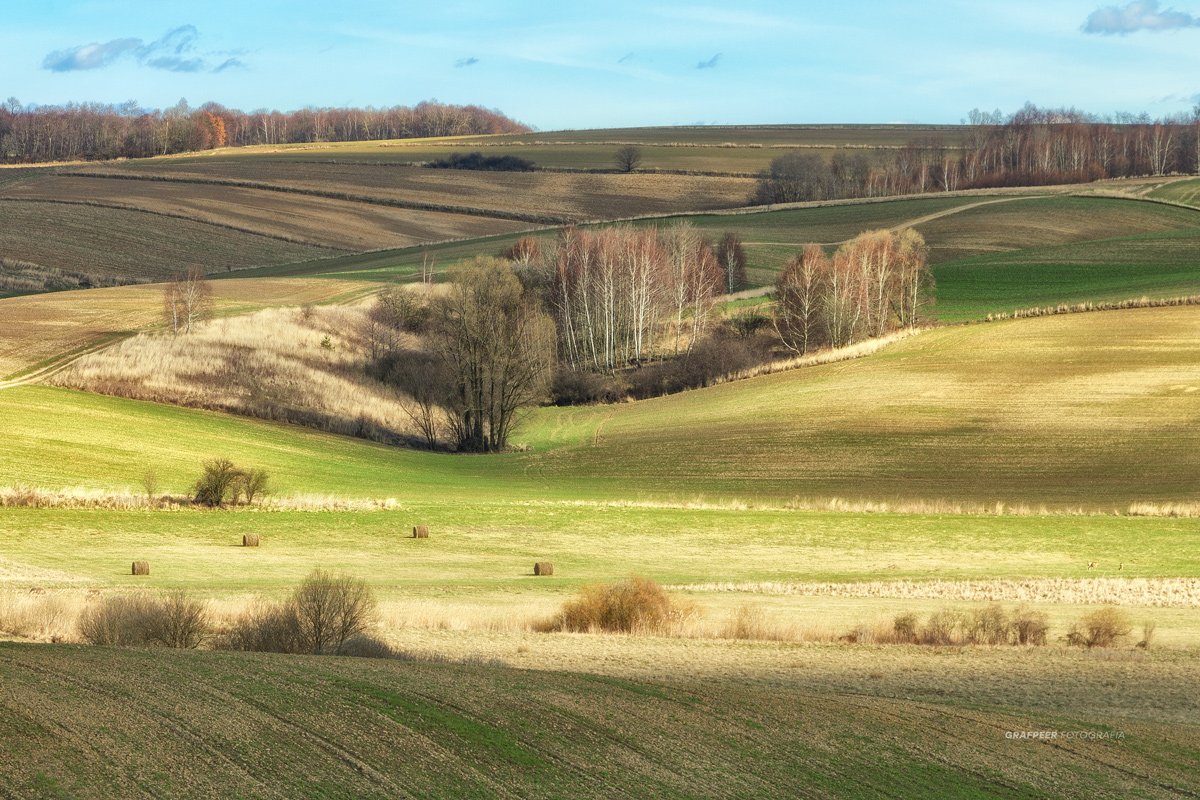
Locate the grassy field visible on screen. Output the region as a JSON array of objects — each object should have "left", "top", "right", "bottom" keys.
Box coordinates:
[
  {"left": 4, "top": 305, "right": 1199, "bottom": 506},
  {"left": 0, "top": 199, "right": 334, "bottom": 281},
  {"left": 0, "top": 277, "right": 374, "bottom": 378},
  {"left": 4, "top": 642, "right": 1194, "bottom": 799},
  {"left": 1148, "top": 177, "right": 1200, "bottom": 207},
  {"left": 228, "top": 191, "right": 1200, "bottom": 321}
]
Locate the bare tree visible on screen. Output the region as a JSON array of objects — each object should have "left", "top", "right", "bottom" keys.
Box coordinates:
[
  {"left": 774, "top": 244, "right": 828, "bottom": 354},
  {"left": 431, "top": 257, "right": 556, "bottom": 452},
  {"left": 716, "top": 232, "right": 748, "bottom": 294},
  {"left": 614, "top": 144, "right": 643, "bottom": 173},
  {"left": 163, "top": 267, "right": 213, "bottom": 334}
]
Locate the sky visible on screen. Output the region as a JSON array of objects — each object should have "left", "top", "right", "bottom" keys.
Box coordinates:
[{"left": 2, "top": 0, "right": 1200, "bottom": 130}]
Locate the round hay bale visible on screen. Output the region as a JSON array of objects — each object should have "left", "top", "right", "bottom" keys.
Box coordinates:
[
  {"left": 243, "top": 533, "right": 261, "bottom": 547},
  {"left": 131, "top": 560, "right": 150, "bottom": 576},
  {"left": 412, "top": 525, "right": 429, "bottom": 539},
  {"left": 534, "top": 562, "right": 554, "bottom": 576}
]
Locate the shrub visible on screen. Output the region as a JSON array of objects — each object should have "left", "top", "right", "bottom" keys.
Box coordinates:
[
  {"left": 372, "top": 288, "right": 429, "bottom": 334},
  {"left": 1066, "top": 607, "right": 1132, "bottom": 648},
  {"left": 427, "top": 152, "right": 536, "bottom": 171},
  {"left": 1011, "top": 606, "right": 1049, "bottom": 646},
  {"left": 919, "top": 609, "right": 964, "bottom": 645},
  {"left": 892, "top": 612, "right": 920, "bottom": 643},
  {"left": 1138, "top": 620, "right": 1156, "bottom": 649},
  {"left": 78, "top": 591, "right": 210, "bottom": 648},
  {"left": 965, "top": 604, "right": 1011, "bottom": 645},
  {"left": 224, "top": 570, "right": 379, "bottom": 655},
  {"left": 550, "top": 368, "right": 627, "bottom": 406},
  {"left": 544, "top": 577, "right": 676, "bottom": 634},
  {"left": 222, "top": 602, "right": 302, "bottom": 654},
  {"left": 194, "top": 458, "right": 241, "bottom": 507},
  {"left": 240, "top": 469, "right": 270, "bottom": 504},
  {"left": 337, "top": 633, "right": 398, "bottom": 659}
]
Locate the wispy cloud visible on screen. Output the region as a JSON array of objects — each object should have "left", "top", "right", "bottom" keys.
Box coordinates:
[
  {"left": 696, "top": 52, "right": 722, "bottom": 69},
  {"left": 1082, "top": 0, "right": 1200, "bottom": 34},
  {"left": 454, "top": 56, "right": 479, "bottom": 68},
  {"left": 42, "top": 25, "right": 243, "bottom": 73}
]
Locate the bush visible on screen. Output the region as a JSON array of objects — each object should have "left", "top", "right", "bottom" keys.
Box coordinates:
[
  {"left": 427, "top": 152, "right": 536, "bottom": 171},
  {"left": 240, "top": 468, "right": 270, "bottom": 504},
  {"left": 965, "top": 604, "right": 1011, "bottom": 645},
  {"left": 1011, "top": 606, "right": 1049, "bottom": 646},
  {"left": 222, "top": 602, "right": 303, "bottom": 654},
  {"left": 543, "top": 577, "right": 677, "bottom": 634},
  {"left": 78, "top": 591, "right": 210, "bottom": 648},
  {"left": 372, "top": 288, "right": 429, "bottom": 334},
  {"left": 1066, "top": 607, "right": 1132, "bottom": 648},
  {"left": 624, "top": 333, "right": 773, "bottom": 401},
  {"left": 194, "top": 458, "right": 241, "bottom": 507},
  {"left": 550, "top": 368, "right": 627, "bottom": 406},
  {"left": 337, "top": 633, "right": 398, "bottom": 659},
  {"left": 892, "top": 612, "right": 920, "bottom": 643},
  {"left": 222, "top": 570, "right": 378, "bottom": 655},
  {"left": 919, "top": 609, "right": 964, "bottom": 645}
]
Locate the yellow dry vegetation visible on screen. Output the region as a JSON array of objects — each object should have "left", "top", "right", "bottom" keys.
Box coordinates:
[{"left": 0, "top": 278, "right": 375, "bottom": 378}]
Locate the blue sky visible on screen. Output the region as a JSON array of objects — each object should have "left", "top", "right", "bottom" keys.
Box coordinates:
[{"left": 2, "top": 0, "right": 1199, "bottom": 129}]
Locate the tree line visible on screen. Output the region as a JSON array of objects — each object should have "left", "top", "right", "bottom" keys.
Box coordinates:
[
  {"left": 755, "top": 103, "right": 1200, "bottom": 204},
  {"left": 0, "top": 98, "right": 529, "bottom": 163},
  {"left": 774, "top": 230, "right": 931, "bottom": 353}
]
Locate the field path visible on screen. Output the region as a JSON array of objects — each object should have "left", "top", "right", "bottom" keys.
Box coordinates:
[{"left": 0, "top": 336, "right": 124, "bottom": 391}]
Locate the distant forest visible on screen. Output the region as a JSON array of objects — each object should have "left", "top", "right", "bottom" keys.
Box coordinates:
[
  {"left": 755, "top": 104, "right": 1200, "bottom": 203},
  {"left": 0, "top": 99, "right": 530, "bottom": 163}
]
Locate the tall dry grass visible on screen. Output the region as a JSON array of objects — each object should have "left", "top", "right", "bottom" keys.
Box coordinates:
[
  {"left": 0, "top": 484, "right": 400, "bottom": 512},
  {"left": 673, "top": 578, "right": 1200, "bottom": 609},
  {"left": 52, "top": 304, "right": 433, "bottom": 445},
  {"left": 985, "top": 294, "right": 1200, "bottom": 322}
]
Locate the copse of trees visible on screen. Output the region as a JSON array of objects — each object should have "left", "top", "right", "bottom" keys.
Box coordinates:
[
  {"left": 550, "top": 224, "right": 723, "bottom": 373},
  {"left": 774, "top": 229, "right": 932, "bottom": 353},
  {"left": 0, "top": 97, "right": 529, "bottom": 163},
  {"left": 754, "top": 103, "right": 1200, "bottom": 204}
]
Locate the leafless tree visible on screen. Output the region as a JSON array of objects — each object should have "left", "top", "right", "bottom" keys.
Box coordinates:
[
  {"left": 614, "top": 144, "right": 643, "bottom": 173},
  {"left": 774, "top": 244, "right": 829, "bottom": 354},
  {"left": 431, "top": 258, "right": 556, "bottom": 452},
  {"left": 163, "top": 267, "right": 213, "bottom": 335},
  {"left": 716, "top": 232, "right": 748, "bottom": 294}
]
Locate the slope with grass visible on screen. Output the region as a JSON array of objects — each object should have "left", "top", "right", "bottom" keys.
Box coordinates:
[
  {"left": 136, "top": 124, "right": 966, "bottom": 173},
  {"left": 1148, "top": 176, "right": 1200, "bottom": 207},
  {"left": 2, "top": 174, "right": 532, "bottom": 251},
  {"left": 4, "top": 642, "right": 1193, "bottom": 799},
  {"left": 0, "top": 199, "right": 334, "bottom": 282},
  {"left": 234, "top": 190, "right": 1200, "bottom": 322},
  {"left": 0, "top": 277, "right": 375, "bottom": 379},
  {"left": 66, "top": 161, "right": 759, "bottom": 222},
  {"left": 4, "top": 306, "right": 1200, "bottom": 506}
]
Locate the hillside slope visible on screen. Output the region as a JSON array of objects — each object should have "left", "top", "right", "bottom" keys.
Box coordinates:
[
  {"left": 3, "top": 306, "right": 1199, "bottom": 508},
  {"left": 2, "top": 643, "right": 1194, "bottom": 799}
]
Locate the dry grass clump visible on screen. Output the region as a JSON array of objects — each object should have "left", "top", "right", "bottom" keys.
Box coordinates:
[
  {"left": 77, "top": 591, "right": 210, "bottom": 648},
  {"left": 53, "top": 304, "right": 434, "bottom": 446},
  {"left": 716, "top": 604, "right": 800, "bottom": 641},
  {"left": 1065, "top": 607, "right": 1133, "bottom": 649},
  {"left": 220, "top": 569, "right": 377, "bottom": 655},
  {"left": 538, "top": 577, "right": 694, "bottom": 634},
  {"left": 0, "top": 590, "right": 80, "bottom": 642}
]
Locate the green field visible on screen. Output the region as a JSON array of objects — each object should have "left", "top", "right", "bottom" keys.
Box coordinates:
[
  {"left": 4, "top": 305, "right": 1199, "bottom": 507},
  {"left": 227, "top": 192, "right": 1200, "bottom": 322},
  {"left": 4, "top": 642, "right": 1193, "bottom": 799},
  {"left": 1148, "top": 177, "right": 1200, "bottom": 207}
]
